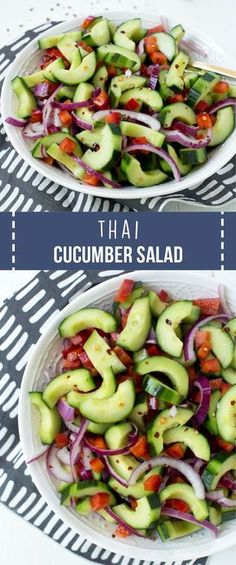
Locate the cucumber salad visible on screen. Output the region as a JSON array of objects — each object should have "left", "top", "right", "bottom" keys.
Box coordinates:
[
  {"left": 6, "top": 16, "right": 236, "bottom": 189},
  {"left": 29, "top": 279, "right": 236, "bottom": 542}
]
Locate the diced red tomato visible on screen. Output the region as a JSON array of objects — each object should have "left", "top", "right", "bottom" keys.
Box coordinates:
[
  {"left": 166, "top": 499, "right": 190, "bottom": 513},
  {"left": 130, "top": 435, "right": 150, "bottom": 459},
  {"left": 30, "top": 109, "right": 42, "bottom": 123},
  {"left": 193, "top": 298, "right": 220, "bottom": 316},
  {"left": 144, "top": 474, "right": 162, "bottom": 491},
  {"left": 55, "top": 432, "right": 69, "bottom": 448},
  {"left": 158, "top": 289, "right": 169, "bottom": 302},
  {"left": 209, "top": 378, "right": 223, "bottom": 390},
  {"left": 221, "top": 382, "right": 231, "bottom": 395},
  {"left": 197, "top": 112, "right": 213, "bottom": 129},
  {"left": 200, "top": 358, "right": 221, "bottom": 374},
  {"left": 195, "top": 100, "right": 210, "bottom": 113},
  {"left": 165, "top": 443, "right": 185, "bottom": 459},
  {"left": 59, "top": 109, "right": 72, "bottom": 127},
  {"left": 216, "top": 437, "right": 234, "bottom": 452},
  {"left": 90, "top": 492, "right": 110, "bottom": 511},
  {"left": 146, "top": 344, "right": 162, "bottom": 356},
  {"left": 195, "top": 331, "right": 211, "bottom": 349},
  {"left": 43, "top": 156, "right": 54, "bottom": 166},
  {"left": 83, "top": 173, "right": 100, "bottom": 186},
  {"left": 90, "top": 458, "right": 105, "bottom": 472},
  {"left": 59, "top": 137, "right": 77, "bottom": 154},
  {"left": 124, "top": 98, "right": 140, "bottom": 111},
  {"left": 147, "top": 24, "right": 166, "bottom": 34},
  {"left": 113, "top": 346, "right": 133, "bottom": 366},
  {"left": 93, "top": 91, "right": 109, "bottom": 109},
  {"left": 81, "top": 16, "right": 95, "bottom": 29},
  {"left": 114, "top": 279, "right": 135, "bottom": 303},
  {"left": 213, "top": 81, "right": 229, "bottom": 94},
  {"left": 168, "top": 94, "right": 184, "bottom": 104},
  {"left": 115, "top": 525, "right": 131, "bottom": 537},
  {"left": 105, "top": 112, "right": 121, "bottom": 124}
]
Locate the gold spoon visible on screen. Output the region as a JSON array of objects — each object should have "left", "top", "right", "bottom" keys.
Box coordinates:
[{"left": 191, "top": 61, "right": 236, "bottom": 80}]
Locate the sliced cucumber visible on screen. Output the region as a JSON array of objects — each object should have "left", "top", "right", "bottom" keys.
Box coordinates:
[
  {"left": 114, "top": 18, "right": 145, "bottom": 51},
  {"left": 11, "top": 77, "right": 37, "bottom": 118},
  {"left": 92, "top": 66, "right": 108, "bottom": 89},
  {"left": 209, "top": 107, "right": 235, "bottom": 147},
  {"left": 159, "top": 69, "right": 174, "bottom": 101},
  {"left": 224, "top": 317, "right": 236, "bottom": 370},
  {"left": 109, "top": 75, "right": 146, "bottom": 108},
  {"left": 97, "top": 44, "right": 141, "bottom": 72},
  {"left": 83, "top": 19, "right": 111, "bottom": 47},
  {"left": 156, "top": 301, "right": 193, "bottom": 358},
  {"left": 76, "top": 127, "right": 103, "bottom": 148},
  {"left": 42, "top": 368, "right": 95, "bottom": 408},
  {"left": 59, "top": 307, "right": 116, "bottom": 337},
  {"left": 47, "top": 143, "right": 84, "bottom": 178},
  {"left": 169, "top": 24, "right": 185, "bottom": 42},
  {"left": 38, "top": 31, "right": 82, "bottom": 50},
  {"left": 122, "top": 285, "right": 145, "bottom": 309},
  {"left": 112, "top": 494, "right": 161, "bottom": 529},
  {"left": 164, "top": 426, "right": 211, "bottom": 461},
  {"left": 53, "top": 51, "right": 96, "bottom": 85},
  {"left": 120, "top": 87, "right": 163, "bottom": 111},
  {"left": 109, "top": 468, "right": 160, "bottom": 499},
  {"left": 204, "top": 390, "right": 221, "bottom": 436},
  {"left": 67, "top": 367, "right": 116, "bottom": 406},
  {"left": 202, "top": 453, "right": 236, "bottom": 491},
  {"left": 160, "top": 145, "right": 192, "bottom": 177},
  {"left": 32, "top": 133, "right": 82, "bottom": 159},
  {"left": 83, "top": 330, "right": 125, "bottom": 376},
  {"left": 188, "top": 72, "right": 218, "bottom": 107},
  {"left": 117, "top": 297, "right": 151, "bottom": 352},
  {"left": 160, "top": 483, "right": 208, "bottom": 521},
  {"left": 56, "top": 86, "right": 76, "bottom": 100},
  {"left": 120, "top": 121, "right": 164, "bottom": 148},
  {"left": 29, "top": 392, "right": 61, "bottom": 444},
  {"left": 128, "top": 393, "right": 148, "bottom": 431},
  {"left": 147, "top": 407, "right": 193, "bottom": 454},
  {"left": 216, "top": 385, "right": 236, "bottom": 444},
  {"left": 73, "top": 82, "right": 94, "bottom": 125},
  {"left": 22, "top": 59, "right": 65, "bottom": 88},
  {"left": 121, "top": 153, "right": 167, "bottom": 187},
  {"left": 143, "top": 374, "right": 183, "bottom": 404},
  {"left": 157, "top": 519, "right": 200, "bottom": 541},
  {"left": 136, "top": 355, "right": 189, "bottom": 397},
  {"left": 179, "top": 148, "right": 207, "bottom": 166},
  {"left": 149, "top": 32, "right": 176, "bottom": 61},
  {"left": 83, "top": 124, "right": 122, "bottom": 171},
  {"left": 148, "top": 290, "right": 167, "bottom": 316},
  {"left": 79, "top": 379, "right": 135, "bottom": 423},
  {"left": 57, "top": 36, "right": 79, "bottom": 63},
  {"left": 201, "top": 324, "right": 234, "bottom": 369},
  {"left": 159, "top": 102, "right": 196, "bottom": 127},
  {"left": 222, "top": 368, "right": 236, "bottom": 385},
  {"left": 166, "top": 52, "right": 189, "bottom": 91}
]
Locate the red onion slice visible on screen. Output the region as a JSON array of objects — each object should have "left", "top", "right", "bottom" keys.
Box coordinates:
[
  {"left": 206, "top": 490, "right": 225, "bottom": 502},
  {"left": 146, "top": 64, "right": 160, "bottom": 77},
  {"left": 82, "top": 446, "right": 93, "bottom": 470},
  {"left": 192, "top": 375, "right": 211, "bottom": 427},
  {"left": 219, "top": 474, "right": 236, "bottom": 490},
  {"left": 72, "top": 155, "right": 122, "bottom": 188},
  {"left": 184, "top": 314, "right": 230, "bottom": 363},
  {"left": 146, "top": 327, "right": 157, "bottom": 344},
  {"left": 136, "top": 38, "right": 145, "bottom": 56},
  {"left": 56, "top": 446, "right": 71, "bottom": 466},
  {"left": 148, "top": 76, "right": 158, "bottom": 90},
  {"left": 217, "top": 497, "right": 236, "bottom": 508},
  {"left": 57, "top": 397, "right": 75, "bottom": 423},
  {"left": 70, "top": 419, "right": 89, "bottom": 481},
  {"left": 71, "top": 111, "right": 93, "bottom": 131},
  {"left": 103, "top": 456, "right": 129, "bottom": 487},
  {"left": 179, "top": 39, "right": 207, "bottom": 58},
  {"left": 172, "top": 121, "right": 199, "bottom": 138},
  {"left": 53, "top": 100, "right": 92, "bottom": 111},
  {"left": 128, "top": 456, "right": 205, "bottom": 499},
  {"left": 33, "top": 82, "right": 49, "bottom": 98},
  {"left": 22, "top": 122, "right": 45, "bottom": 140},
  {"left": 42, "top": 84, "right": 62, "bottom": 135},
  {"left": 162, "top": 128, "right": 212, "bottom": 148},
  {"left": 27, "top": 446, "right": 49, "bottom": 464},
  {"left": 5, "top": 116, "right": 28, "bottom": 127},
  {"left": 46, "top": 445, "right": 73, "bottom": 483},
  {"left": 218, "top": 284, "right": 233, "bottom": 316},
  {"left": 105, "top": 506, "right": 152, "bottom": 538},
  {"left": 93, "top": 109, "right": 161, "bottom": 131},
  {"left": 123, "top": 144, "right": 181, "bottom": 181},
  {"left": 161, "top": 507, "right": 218, "bottom": 537},
  {"left": 84, "top": 424, "right": 138, "bottom": 456},
  {"left": 209, "top": 98, "right": 236, "bottom": 114}
]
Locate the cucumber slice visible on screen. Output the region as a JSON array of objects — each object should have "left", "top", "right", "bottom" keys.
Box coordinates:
[
  {"left": 166, "top": 52, "right": 189, "bottom": 91},
  {"left": 188, "top": 72, "right": 218, "bottom": 107},
  {"left": 121, "top": 153, "right": 167, "bottom": 187},
  {"left": 74, "top": 416, "right": 110, "bottom": 435},
  {"left": 209, "top": 505, "right": 222, "bottom": 527},
  {"left": 184, "top": 71, "right": 199, "bottom": 89},
  {"left": 201, "top": 325, "right": 234, "bottom": 369},
  {"left": 204, "top": 390, "right": 221, "bottom": 436},
  {"left": 222, "top": 368, "right": 236, "bottom": 385},
  {"left": 164, "top": 426, "right": 211, "bottom": 461},
  {"left": 112, "top": 494, "right": 161, "bottom": 529},
  {"left": 57, "top": 36, "right": 80, "bottom": 63},
  {"left": 53, "top": 51, "right": 96, "bottom": 85},
  {"left": 120, "top": 87, "right": 163, "bottom": 111},
  {"left": 128, "top": 393, "right": 148, "bottom": 431},
  {"left": 76, "top": 497, "right": 92, "bottom": 515},
  {"left": 136, "top": 355, "right": 189, "bottom": 397},
  {"left": 11, "top": 77, "right": 37, "bottom": 119},
  {"left": 56, "top": 86, "right": 76, "bottom": 100},
  {"left": 156, "top": 301, "right": 193, "bottom": 358},
  {"left": 160, "top": 483, "right": 208, "bottom": 521},
  {"left": 147, "top": 407, "right": 193, "bottom": 454},
  {"left": 109, "top": 75, "right": 146, "bottom": 108},
  {"left": 117, "top": 297, "right": 151, "bottom": 352},
  {"left": 169, "top": 24, "right": 185, "bottom": 42},
  {"left": 29, "top": 392, "right": 61, "bottom": 444},
  {"left": 59, "top": 307, "right": 116, "bottom": 337},
  {"left": 202, "top": 453, "right": 236, "bottom": 491},
  {"left": 229, "top": 84, "right": 236, "bottom": 98},
  {"left": 68, "top": 480, "right": 111, "bottom": 501},
  {"left": 42, "top": 368, "right": 95, "bottom": 408},
  {"left": 157, "top": 519, "right": 200, "bottom": 541},
  {"left": 224, "top": 317, "right": 236, "bottom": 370},
  {"left": 47, "top": 143, "right": 84, "bottom": 178},
  {"left": 122, "top": 286, "right": 145, "bottom": 309},
  {"left": 79, "top": 379, "right": 135, "bottom": 423},
  {"left": 159, "top": 102, "right": 196, "bottom": 127},
  {"left": 38, "top": 31, "right": 82, "bottom": 50},
  {"left": 120, "top": 121, "right": 164, "bottom": 148},
  {"left": 92, "top": 66, "right": 108, "bottom": 89},
  {"left": 32, "top": 133, "right": 82, "bottom": 159},
  {"left": 143, "top": 374, "right": 183, "bottom": 404},
  {"left": 76, "top": 127, "right": 103, "bottom": 148},
  {"left": 73, "top": 82, "right": 94, "bottom": 125},
  {"left": 148, "top": 290, "right": 167, "bottom": 317},
  {"left": 83, "top": 19, "right": 111, "bottom": 47},
  {"left": 114, "top": 18, "right": 145, "bottom": 51},
  {"left": 109, "top": 468, "right": 160, "bottom": 499},
  {"left": 209, "top": 107, "right": 235, "bottom": 147},
  {"left": 105, "top": 422, "right": 133, "bottom": 448},
  {"left": 160, "top": 145, "right": 192, "bottom": 177},
  {"left": 97, "top": 44, "right": 141, "bottom": 72},
  {"left": 83, "top": 124, "right": 122, "bottom": 171},
  {"left": 83, "top": 330, "right": 125, "bottom": 376},
  {"left": 179, "top": 148, "right": 207, "bottom": 166},
  {"left": 216, "top": 385, "right": 236, "bottom": 444},
  {"left": 149, "top": 32, "right": 176, "bottom": 61},
  {"left": 22, "top": 59, "right": 65, "bottom": 88},
  {"left": 67, "top": 367, "right": 116, "bottom": 406},
  {"left": 159, "top": 69, "right": 174, "bottom": 101}
]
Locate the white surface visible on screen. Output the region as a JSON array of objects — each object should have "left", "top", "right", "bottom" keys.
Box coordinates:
[
  {"left": 1, "top": 0, "right": 236, "bottom": 209},
  {"left": 0, "top": 269, "right": 235, "bottom": 565}
]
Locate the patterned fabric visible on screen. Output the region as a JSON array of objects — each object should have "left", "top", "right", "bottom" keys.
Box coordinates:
[
  {"left": 0, "top": 270, "right": 208, "bottom": 565},
  {"left": 0, "top": 22, "right": 235, "bottom": 212}
]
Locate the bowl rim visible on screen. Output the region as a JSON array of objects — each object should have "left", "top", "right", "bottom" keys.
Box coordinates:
[
  {"left": 2, "top": 11, "right": 236, "bottom": 201},
  {"left": 18, "top": 270, "right": 236, "bottom": 561}
]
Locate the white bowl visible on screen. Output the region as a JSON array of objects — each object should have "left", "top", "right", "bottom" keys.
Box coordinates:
[
  {"left": 2, "top": 12, "right": 236, "bottom": 201},
  {"left": 18, "top": 271, "right": 236, "bottom": 562}
]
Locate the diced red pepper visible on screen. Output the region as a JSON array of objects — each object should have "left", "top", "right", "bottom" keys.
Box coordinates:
[
  {"left": 93, "top": 91, "right": 109, "bottom": 109},
  {"left": 147, "top": 24, "right": 166, "bottom": 35},
  {"left": 113, "top": 345, "right": 133, "bottom": 366},
  {"left": 114, "top": 279, "right": 135, "bottom": 303},
  {"left": 77, "top": 350, "right": 95, "bottom": 370},
  {"left": 105, "top": 112, "right": 121, "bottom": 124},
  {"left": 209, "top": 378, "right": 223, "bottom": 390},
  {"left": 168, "top": 94, "right": 184, "bottom": 104},
  {"left": 158, "top": 289, "right": 168, "bottom": 302},
  {"left": 46, "top": 47, "right": 64, "bottom": 60},
  {"left": 130, "top": 435, "right": 150, "bottom": 459},
  {"left": 197, "top": 341, "right": 211, "bottom": 361},
  {"left": 195, "top": 331, "right": 211, "bottom": 349},
  {"left": 146, "top": 344, "right": 162, "bottom": 356},
  {"left": 55, "top": 432, "right": 69, "bottom": 448},
  {"left": 187, "top": 366, "right": 197, "bottom": 382},
  {"left": 213, "top": 81, "right": 229, "bottom": 94},
  {"left": 150, "top": 51, "right": 168, "bottom": 65},
  {"left": 78, "top": 40, "right": 94, "bottom": 53},
  {"left": 216, "top": 437, "right": 234, "bottom": 452},
  {"left": 70, "top": 330, "right": 91, "bottom": 346},
  {"left": 90, "top": 492, "right": 110, "bottom": 511},
  {"left": 30, "top": 109, "right": 42, "bottom": 123},
  {"left": 144, "top": 474, "right": 162, "bottom": 491},
  {"left": 128, "top": 496, "right": 138, "bottom": 510},
  {"left": 132, "top": 136, "right": 148, "bottom": 145},
  {"left": 197, "top": 112, "right": 213, "bottom": 129},
  {"left": 59, "top": 137, "right": 77, "bottom": 154},
  {"left": 193, "top": 298, "right": 220, "bottom": 316},
  {"left": 201, "top": 358, "right": 221, "bottom": 374},
  {"left": 87, "top": 435, "right": 107, "bottom": 449},
  {"left": 107, "top": 65, "right": 118, "bottom": 78},
  {"left": 166, "top": 499, "right": 190, "bottom": 513},
  {"left": 195, "top": 100, "right": 210, "bottom": 113},
  {"left": 59, "top": 109, "right": 72, "bottom": 127},
  {"left": 115, "top": 525, "right": 131, "bottom": 537},
  {"left": 90, "top": 458, "right": 105, "bottom": 472},
  {"left": 124, "top": 98, "right": 140, "bottom": 111},
  {"left": 81, "top": 16, "right": 95, "bottom": 29},
  {"left": 165, "top": 443, "right": 185, "bottom": 459},
  {"left": 83, "top": 173, "right": 100, "bottom": 186},
  {"left": 43, "top": 156, "right": 54, "bottom": 166},
  {"left": 221, "top": 382, "right": 231, "bottom": 395}
]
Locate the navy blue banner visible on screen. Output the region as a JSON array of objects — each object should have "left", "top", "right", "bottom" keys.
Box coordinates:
[
  {"left": 224, "top": 213, "right": 236, "bottom": 270},
  {"left": 13, "top": 212, "right": 222, "bottom": 270},
  {"left": 0, "top": 213, "right": 13, "bottom": 269}
]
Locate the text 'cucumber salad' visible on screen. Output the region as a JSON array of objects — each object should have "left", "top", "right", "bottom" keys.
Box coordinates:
[
  {"left": 29, "top": 279, "right": 236, "bottom": 542},
  {"left": 6, "top": 16, "right": 236, "bottom": 189}
]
